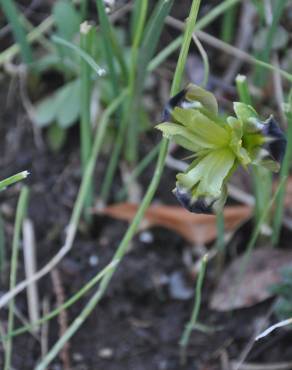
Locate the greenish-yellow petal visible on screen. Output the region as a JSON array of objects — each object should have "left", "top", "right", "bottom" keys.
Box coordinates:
[
  {"left": 173, "top": 108, "right": 230, "bottom": 147},
  {"left": 185, "top": 84, "right": 218, "bottom": 115}
]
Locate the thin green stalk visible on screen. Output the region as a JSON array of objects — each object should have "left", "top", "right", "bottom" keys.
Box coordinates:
[
  {"left": 221, "top": 3, "right": 237, "bottom": 43},
  {"left": 0, "top": 211, "right": 5, "bottom": 282},
  {"left": 235, "top": 74, "right": 252, "bottom": 105},
  {"left": 95, "top": 0, "right": 120, "bottom": 97},
  {"left": 80, "top": 0, "right": 88, "bottom": 19},
  {"left": 4, "top": 186, "right": 29, "bottom": 370},
  {"left": 272, "top": 91, "right": 292, "bottom": 245},
  {"left": 130, "top": 0, "right": 147, "bottom": 42},
  {"left": 126, "top": 0, "right": 149, "bottom": 163},
  {"left": 0, "top": 0, "right": 33, "bottom": 64},
  {"left": 101, "top": 0, "right": 174, "bottom": 203},
  {"left": 6, "top": 260, "right": 118, "bottom": 339},
  {"left": 35, "top": 2, "right": 201, "bottom": 368},
  {"left": 179, "top": 254, "right": 208, "bottom": 364},
  {"left": 215, "top": 211, "right": 225, "bottom": 274},
  {"left": 80, "top": 22, "right": 94, "bottom": 220},
  {"left": 0, "top": 171, "right": 29, "bottom": 192},
  {"left": 51, "top": 35, "right": 105, "bottom": 77},
  {"left": 0, "top": 16, "right": 53, "bottom": 66},
  {"left": 254, "top": 0, "right": 288, "bottom": 86},
  {"left": 236, "top": 74, "right": 272, "bottom": 226},
  {"left": 117, "top": 142, "right": 161, "bottom": 201},
  {"left": 194, "top": 0, "right": 240, "bottom": 31},
  {"left": 192, "top": 34, "right": 210, "bottom": 88}
]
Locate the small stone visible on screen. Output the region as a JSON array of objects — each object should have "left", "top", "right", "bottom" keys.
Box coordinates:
[
  {"left": 89, "top": 255, "right": 99, "bottom": 266},
  {"left": 98, "top": 347, "right": 113, "bottom": 359},
  {"left": 169, "top": 271, "right": 193, "bottom": 300},
  {"left": 73, "top": 352, "right": 83, "bottom": 362},
  {"left": 139, "top": 231, "right": 154, "bottom": 244}
]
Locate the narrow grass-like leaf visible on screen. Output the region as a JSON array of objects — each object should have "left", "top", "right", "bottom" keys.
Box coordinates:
[
  {"left": 221, "top": 3, "right": 237, "bottom": 43},
  {"left": 272, "top": 91, "right": 292, "bottom": 245},
  {"left": 179, "top": 254, "right": 208, "bottom": 364},
  {"left": 0, "top": 171, "right": 29, "bottom": 192},
  {"left": 4, "top": 186, "right": 29, "bottom": 370},
  {"left": 95, "top": 0, "right": 120, "bottom": 96},
  {"left": 254, "top": 0, "right": 288, "bottom": 86},
  {"left": 236, "top": 74, "right": 272, "bottom": 226},
  {"left": 0, "top": 212, "right": 6, "bottom": 282},
  {"left": 51, "top": 35, "right": 106, "bottom": 77},
  {"left": 0, "top": 0, "right": 33, "bottom": 64},
  {"left": 80, "top": 22, "right": 94, "bottom": 220}
]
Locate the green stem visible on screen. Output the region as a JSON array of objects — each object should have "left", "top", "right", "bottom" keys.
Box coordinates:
[
  {"left": 80, "top": 22, "right": 93, "bottom": 221},
  {"left": 0, "top": 171, "right": 29, "bottom": 192},
  {"left": 126, "top": 0, "right": 149, "bottom": 163},
  {"left": 0, "top": 0, "right": 33, "bottom": 64},
  {"left": 221, "top": 3, "right": 237, "bottom": 43},
  {"left": 95, "top": 0, "right": 120, "bottom": 98},
  {"left": 272, "top": 92, "right": 292, "bottom": 245},
  {"left": 179, "top": 254, "right": 208, "bottom": 364},
  {"left": 4, "top": 186, "right": 29, "bottom": 370},
  {"left": 236, "top": 74, "right": 272, "bottom": 227}
]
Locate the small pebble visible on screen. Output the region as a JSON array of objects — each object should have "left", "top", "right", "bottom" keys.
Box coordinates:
[
  {"left": 98, "top": 347, "right": 113, "bottom": 359},
  {"left": 89, "top": 255, "right": 99, "bottom": 266},
  {"left": 72, "top": 352, "right": 83, "bottom": 362},
  {"left": 169, "top": 271, "right": 193, "bottom": 300},
  {"left": 139, "top": 231, "right": 154, "bottom": 244}
]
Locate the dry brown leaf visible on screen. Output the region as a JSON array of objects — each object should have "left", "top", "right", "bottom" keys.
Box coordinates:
[
  {"left": 97, "top": 203, "right": 252, "bottom": 245},
  {"left": 210, "top": 248, "right": 292, "bottom": 311}
]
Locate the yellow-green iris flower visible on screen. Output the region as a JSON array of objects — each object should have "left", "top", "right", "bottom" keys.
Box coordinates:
[{"left": 156, "top": 84, "right": 286, "bottom": 214}]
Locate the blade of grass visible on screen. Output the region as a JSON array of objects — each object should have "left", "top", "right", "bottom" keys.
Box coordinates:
[
  {"left": 95, "top": 0, "right": 121, "bottom": 97},
  {"left": 0, "top": 16, "right": 54, "bottom": 66},
  {"left": 221, "top": 3, "right": 237, "bottom": 43},
  {"left": 0, "top": 0, "right": 33, "bottom": 64},
  {"left": 272, "top": 90, "right": 292, "bottom": 245},
  {"left": 125, "top": 0, "right": 149, "bottom": 163},
  {"left": 236, "top": 74, "right": 272, "bottom": 227},
  {"left": 35, "top": 1, "right": 201, "bottom": 368},
  {"left": 80, "top": 22, "right": 94, "bottom": 221},
  {"left": 0, "top": 171, "right": 29, "bottom": 192},
  {"left": 51, "top": 35, "right": 105, "bottom": 77},
  {"left": 179, "top": 254, "right": 208, "bottom": 365},
  {"left": 4, "top": 186, "right": 29, "bottom": 370},
  {"left": 0, "top": 211, "right": 6, "bottom": 283},
  {"left": 253, "top": 0, "right": 288, "bottom": 86}
]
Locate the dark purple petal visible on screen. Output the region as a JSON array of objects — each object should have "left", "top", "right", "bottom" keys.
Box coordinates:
[
  {"left": 262, "top": 116, "right": 287, "bottom": 164},
  {"left": 162, "top": 88, "right": 187, "bottom": 121},
  {"left": 173, "top": 187, "right": 215, "bottom": 214}
]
